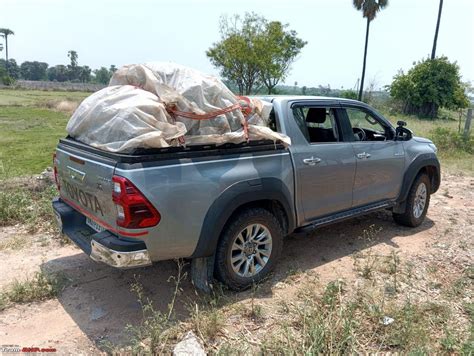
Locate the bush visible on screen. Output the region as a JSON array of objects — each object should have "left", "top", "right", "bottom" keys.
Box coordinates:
[
  {"left": 389, "top": 57, "right": 469, "bottom": 118},
  {"left": 340, "top": 89, "right": 358, "bottom": 100},
  {"left": 1, "top": 75, "right": 15, "bottom": 86},
  {"left": 430, "top": 127, "right": 473, "bottom": 154}
]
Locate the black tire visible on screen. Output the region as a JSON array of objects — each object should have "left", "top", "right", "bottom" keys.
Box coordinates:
[
  {"left": 393, "top": 173, "right": 431, "bottom": 227},
  {"left": 214, "top": 208, "right": 283, "bottom": 291}
]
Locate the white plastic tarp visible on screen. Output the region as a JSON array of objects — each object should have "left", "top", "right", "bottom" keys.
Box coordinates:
[{"left": 67, "top": 62, "right": 291, "bottom": 152}]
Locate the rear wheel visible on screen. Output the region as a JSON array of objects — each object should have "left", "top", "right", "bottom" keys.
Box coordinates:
[
  {"left": 393, "top": 173, "right": 431, "bottom": 227},
  {"left": 214, "top": 208, "right": 283, "bottom": 290}
]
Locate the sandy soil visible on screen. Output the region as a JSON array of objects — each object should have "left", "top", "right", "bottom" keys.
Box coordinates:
[{"left": 0, "top": 172, "right": 472, "bottom": 354}]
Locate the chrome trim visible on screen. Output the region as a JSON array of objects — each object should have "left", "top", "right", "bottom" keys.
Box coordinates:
[
  {"left": 67, "top": 165, "right": 86, "bottom": 182},
  {"left": 90, "top": 240, "right": 152, "bottom": 268}
]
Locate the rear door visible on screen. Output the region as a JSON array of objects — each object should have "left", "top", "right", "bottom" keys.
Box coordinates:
[
  {"left": 55, "top": 142, "right": 117, "bottom": 231},
  {"left": 287, "top": 101, "right": 356, "bottom": 224},
  {"left": 340, "top": 105, "right": 405, "bottom": 207}
]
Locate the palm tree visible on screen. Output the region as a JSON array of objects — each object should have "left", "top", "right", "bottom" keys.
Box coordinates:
[
  {"left": 431, "top": 0, "right": 443, "bottom": 59},
  {"left": 0, "top": 28, "right": 14, "bottom": 75},
  {"left": 353, "top": 0, "right": 388, "bottom": 101}
]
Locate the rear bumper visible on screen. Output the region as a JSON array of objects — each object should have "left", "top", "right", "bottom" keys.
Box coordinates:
[{"left": 52, "top": 198, "right": 152, "bottom": 269}]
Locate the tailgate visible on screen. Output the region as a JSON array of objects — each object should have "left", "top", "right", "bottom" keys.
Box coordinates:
[{"left": 55, "top": 145, "right": 117, "bottom": 231}]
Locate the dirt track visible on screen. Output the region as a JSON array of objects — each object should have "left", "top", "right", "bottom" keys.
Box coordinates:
[{"left": 0, "top": 172, "right": 473, "bottom": 353}]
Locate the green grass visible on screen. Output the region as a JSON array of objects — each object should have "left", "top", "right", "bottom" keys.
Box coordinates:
[
  {"left": 0, "top": 88, "right": 89, "bottom": 176},
  {"left": 0, "top": 88, "right": 88, "bottom": 106},
  {"left": 0, "top": 180, "right": 58, "bottom": 231},
  {"left": 0, "top": 88, "right": 472, "bottom": 177},
  {"left": 0, "top": 271, "right": 67, "bottom": 311},
  {"left": 380, "top": 110, "right": 473, "bottom": 174},
  {"left": 0, "top": 107, "right": 70, "bottom": 176}
]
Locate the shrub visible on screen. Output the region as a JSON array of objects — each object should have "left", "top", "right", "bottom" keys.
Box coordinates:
[
  {"left": 1, "top": 75, "right": 15, "bottom": 86},
  {"left": 389, "top": 57, "right": 469, "bottom": 118},
  {"left": 430, "top": 127, "right": 473, "bottom": 154},
  {"left": 340, "top": 89, "right": 358, "bottom": 100}
]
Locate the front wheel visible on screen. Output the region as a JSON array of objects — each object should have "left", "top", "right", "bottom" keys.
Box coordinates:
[
  {"left": 393, "top": 173, "right": 431, "bottom": 227},
  {"left": 214, "top": 208, "right": 283, "bottom": 290}
]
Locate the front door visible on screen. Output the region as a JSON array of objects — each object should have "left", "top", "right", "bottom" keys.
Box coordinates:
[
  {"left": 289, "top": 103, "right": 356, "bottom": 224},
  {"left": 341, "top": 106, "right": 405, "bottom": 207}
]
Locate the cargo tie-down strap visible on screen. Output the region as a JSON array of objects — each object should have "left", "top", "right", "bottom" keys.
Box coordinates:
[{"left": 166, "top": 96, "right": 252, "bottom": 145}]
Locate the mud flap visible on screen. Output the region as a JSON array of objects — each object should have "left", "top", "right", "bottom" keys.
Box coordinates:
[{"left": 191, "top": 255, "right": 215, "bottom": 293}]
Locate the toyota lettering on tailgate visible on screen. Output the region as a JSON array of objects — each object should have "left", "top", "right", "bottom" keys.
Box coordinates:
[{"left": 62, "top": 180, "right": 104, "bottom": 216}]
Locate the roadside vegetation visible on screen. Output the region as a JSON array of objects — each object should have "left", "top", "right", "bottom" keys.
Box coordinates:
[
  {"left": 0, "top": 270, "right": 67, "bottom": 311},
  {"left": 0, "top": 178, "right": 58, "bottom": 232},
  {"left": 109, "top": 242, "right": 473, "bottom": 354}
]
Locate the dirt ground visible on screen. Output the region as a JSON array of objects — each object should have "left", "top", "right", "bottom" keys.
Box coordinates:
[{"left": 0, "top": 172, "right": 473, "bottom": 354}]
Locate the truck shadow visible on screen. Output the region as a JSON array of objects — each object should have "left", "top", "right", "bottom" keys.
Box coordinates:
[{"left": 42, "top": 209, "right": 435, "bottom": 349}]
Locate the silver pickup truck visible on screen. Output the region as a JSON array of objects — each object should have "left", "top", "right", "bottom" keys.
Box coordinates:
[{"left": 52, "top": 96, "right": 440, "bottom": 290}]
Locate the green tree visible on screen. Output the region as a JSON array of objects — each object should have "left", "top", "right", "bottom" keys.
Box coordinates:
[
  {"left": 389, "top": 57, "right": 469, "bottom": 118},
  {"left": 47, "top": 65, "right": 68, "bottom": 82},
  {"left": 0, "top": 58, "right": 19, "bottom": 79},
  {"left": 0, "top": 28, "right": 14, "bottom": 75},
  {"left": 94, "top": 67, "right": 112, "bottom": 84},
  {"left": 78, "top": 65, "right": 92, "bottom": 83},
  {"left": 20, "top": 61, "right": 48, "bottom": 80},
  {"left": 207, "top": 13, "right": 305, "bottom": 95},
  {"left": 109, "top": 65, "right": 117, "bottom": 73},
  {"left": 207, "top": 13, "right": 265, "bottom": 95},
  {"left": 67, "top": 50, "right": 80, "bottom": 81},
  {"left": 431, "top": 0, "right": 443, "bottom": 59},
  {"left": 353, "top": 0, "right": 388, "bottom": 101},
  {"left": 67, "top": 50, "right": 78, "bottom": 67},
  {"left": 255, "top": 21, "right": 306, "bottom": 94}
]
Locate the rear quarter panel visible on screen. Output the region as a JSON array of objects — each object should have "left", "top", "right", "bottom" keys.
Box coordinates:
[{"left": 115, "top": 150, "right": 294, "bottom": 261}]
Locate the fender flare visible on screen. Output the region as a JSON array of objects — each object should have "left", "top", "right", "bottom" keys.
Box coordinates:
[
  {"left": 190, "top": 178, "right": 295, "bottom": 258},
  {"left": 397, "top": 153, "right": 440, "bottom": 205}
]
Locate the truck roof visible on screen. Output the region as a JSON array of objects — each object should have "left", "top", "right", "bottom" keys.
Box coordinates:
[{"left": 252, "top": 95, "right": 362, "bottom": 105}]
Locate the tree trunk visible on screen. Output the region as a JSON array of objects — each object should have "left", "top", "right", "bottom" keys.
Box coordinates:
[
  {"left": 358, "top": 18, "right": 370, "bottom": 102},
  {"left": 5, "top": 35, "right": 9, "bottom": 74},
  {"left": 431, "top": 0, "right": 443, "bottom": 60}
]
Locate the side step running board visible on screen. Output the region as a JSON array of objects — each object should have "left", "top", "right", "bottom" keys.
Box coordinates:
[{"left": 295, "top": 201, "right": 395, "bottom": 234}]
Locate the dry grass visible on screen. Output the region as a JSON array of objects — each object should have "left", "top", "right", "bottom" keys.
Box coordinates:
[
  {"left": 0, "top": 177, "right": 59, "bottom": 232},
  {"left": 0, "top": 271, "right": 67, "bottom": 311}
]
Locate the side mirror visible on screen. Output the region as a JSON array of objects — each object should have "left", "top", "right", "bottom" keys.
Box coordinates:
[{"left": 395, "top": 121, "right": 412, "bottom": 141}]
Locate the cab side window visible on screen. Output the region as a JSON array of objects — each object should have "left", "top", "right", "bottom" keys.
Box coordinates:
[
  {"left": 292, "top": 107, "right": 339, "bottom": 144},
  {"left": 345, "top": 108, "right": 392, "bottom": 141}
]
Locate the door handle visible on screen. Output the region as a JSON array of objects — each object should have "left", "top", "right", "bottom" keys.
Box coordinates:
[
  {"left": 356, "top": 152, "right": 371, "bottom": 159},
  {"left": 303, "top": 156, "right": 322, "bottom": 165}
]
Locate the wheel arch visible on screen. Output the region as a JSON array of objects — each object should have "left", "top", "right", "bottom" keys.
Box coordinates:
[
  {"left": 394, "top": 153, "right": 440, "bottom": 213},
  {"left": 190, "top": 178, "right": 295, "bottom": 258}
]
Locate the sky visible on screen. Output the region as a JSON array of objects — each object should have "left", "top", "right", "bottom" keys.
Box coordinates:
[{"left": 1, "top": 0, "right": 473, "bottom": 90}]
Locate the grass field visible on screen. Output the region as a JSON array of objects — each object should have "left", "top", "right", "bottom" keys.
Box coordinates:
[
  {"left": 0, "top": 89, "right": 88, "bottom": 176},
  {"left": 0, "top": 88, "right": 472, "bottom": 177},
  {"left": 0, "top": 89, "right": 474, "bottom": 177}
]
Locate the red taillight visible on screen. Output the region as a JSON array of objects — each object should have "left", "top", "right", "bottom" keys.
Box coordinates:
[
  {"left": 53, "top": 152, "right": 60, "bottom": 191},
  {"left": 112, "top": 176, "right": 161, "bottom": 229}
]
